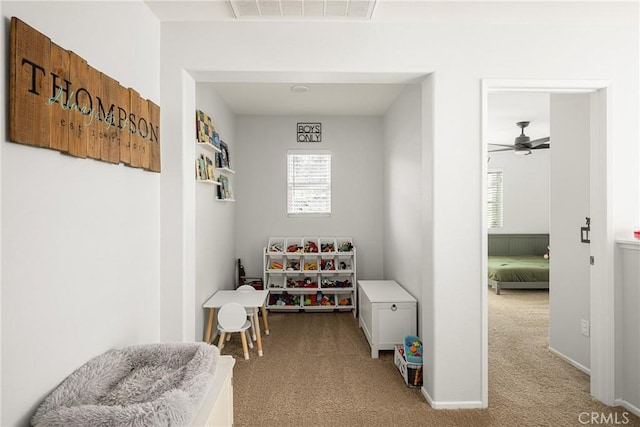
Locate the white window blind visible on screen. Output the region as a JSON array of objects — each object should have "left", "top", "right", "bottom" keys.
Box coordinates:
[
  {"left": 287, "top": 151, "right": 331, "bottom": 215},
  {"left": 487, "top": 170, "right": 503, "bottom": 228}
]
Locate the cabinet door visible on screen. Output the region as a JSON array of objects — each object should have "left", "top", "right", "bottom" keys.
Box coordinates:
[{"left": 377, "top": 302, "right": 416, "bottom": 346}]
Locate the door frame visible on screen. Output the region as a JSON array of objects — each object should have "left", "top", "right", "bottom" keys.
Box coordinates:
[{"left": 480, "top": 79, "right": 614, "bottom": 407}]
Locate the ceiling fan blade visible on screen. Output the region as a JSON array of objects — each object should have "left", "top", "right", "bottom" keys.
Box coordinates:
[
  {"left": 488, "top": 143, "right": 516, "bottom": 148},
  {"left": 489, "top": 147, "right": 515, "bottom": 153},
  {"left": 529, "top": 136, "right": 550, "bottom": 148},
  {"left": 532, "top": 143, "right": 550, "bottom": 150}
]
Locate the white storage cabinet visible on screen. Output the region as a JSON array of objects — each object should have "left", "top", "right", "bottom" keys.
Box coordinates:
[{"left": 358, "top": 280, "right": 417, "bottom": 358}]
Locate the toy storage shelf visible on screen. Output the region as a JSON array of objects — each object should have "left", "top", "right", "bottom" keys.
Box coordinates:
[{"left": 264, "top": 237, "right": 356, "bottom": 315}]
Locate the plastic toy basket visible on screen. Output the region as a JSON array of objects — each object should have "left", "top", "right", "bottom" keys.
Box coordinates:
[
  {"left": 403, "top": 335, "right": 423, "bottom": 364},
  {"left": 393, "top": 345, "right": 423, "bottom": 388}
]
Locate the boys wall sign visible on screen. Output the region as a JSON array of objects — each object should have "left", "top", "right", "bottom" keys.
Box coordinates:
[
  {"left": 297, "top": 122, "right": 322, "bottom": 142},
  {"left": 8, "top": 17, "right": 161, "bottom": 172}
]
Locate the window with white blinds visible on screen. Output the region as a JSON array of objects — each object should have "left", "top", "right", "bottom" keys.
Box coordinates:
[
  {"left": 287, "top": 150, "right": 331, "bottom": 216},
  {"left": 487, "top": 169, "right": 503, "bottom": 228}
]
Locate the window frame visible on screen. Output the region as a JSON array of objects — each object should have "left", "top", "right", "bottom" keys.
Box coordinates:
[
  {"left": 487, "top": 168, "right": 504, "bottom": 229},
  {"left": 286, "top": 149, "right": 332, "bottom": 217}
]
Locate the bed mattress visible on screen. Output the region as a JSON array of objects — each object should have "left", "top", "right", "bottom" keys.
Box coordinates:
[{"left": 488, "top": 255, "right": 549, "bottom": 282}]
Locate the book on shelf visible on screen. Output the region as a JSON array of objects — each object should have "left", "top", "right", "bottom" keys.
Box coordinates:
[
  {"left": 196, "top": 154, "right": 216, "bottom": 181},
  {"left": 199, "top": 155, "right": 207, "bottom": 180},
  {"left": 205, "top": 155, "right": 214, "bottom": 180},
  {"left": 196, "top": 110, "right": 220, "bottom": 148},
  {"left": 195, "top": 158, "right": 202, "bottom": 179},
  {"left": 219, "top": 141, "right": 230, "bottom": 169},
  {"left": 212, "top": 131, "right": 221, "bottom": 149},
  {"left": 217, "top": 174, "right": 231, "bottom": 199}
]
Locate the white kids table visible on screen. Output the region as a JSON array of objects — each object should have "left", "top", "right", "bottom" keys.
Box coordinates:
[{"left": 203, "top": 289, "right": 270, "bottom": 356}]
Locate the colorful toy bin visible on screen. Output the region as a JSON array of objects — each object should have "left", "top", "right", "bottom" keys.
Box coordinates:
[
  {"left": 393, "top": 335, "right": 423, "bottom": 387},
  {"left": 403, "top": 335, "right": 423, "bottom": 364}
]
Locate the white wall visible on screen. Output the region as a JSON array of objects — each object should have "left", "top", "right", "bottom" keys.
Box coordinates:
[
  {"left": 234, "top": 115, "right": 384, "bottom": 280},
  {"left": 1, "top": 1, "right": 5, "bottom": 421},
  {"left": 1, "top": 2, "right": 161, "bottom": 426},
  {"left": 615, "top": 241, "right": 640, "bottom": 413},
  {"left": 195, "top": 86, "right": 237, "bottom": 341},
  {"left": 488, "top": 92, "right": 550, "bottom": 234},
  {"left": 0, "top": 2, "right": 634, "bottom": 421},
  {"left": 549, "top": 94, "right": 591, "bottom": 371},
  {"left": 488, "top": 152, "right": 551, "bottom": 234},
  {"left": 159, "top": 1, "right": 639, "bottom": 407},
  {"left": 419, "top": 75, "right": 436, "bottom": 401},
  {"left": 382, "top": 84, "right": 423, "bottom": 319}
]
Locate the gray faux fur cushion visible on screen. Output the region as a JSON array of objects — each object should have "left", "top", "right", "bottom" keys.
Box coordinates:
[{"left": 31, "top": 342, "right": 220, "bottom": 427}]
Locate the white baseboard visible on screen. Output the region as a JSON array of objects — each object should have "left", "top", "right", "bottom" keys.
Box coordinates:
[
  {"left": 548, "top": 346, "right": 591, "bottom": 375},
  {"left": 615, "top": 398, "right": 640, "bottom": 418},
  {"left": 421, "top": 387, "right": 484, "bottom": 409}
]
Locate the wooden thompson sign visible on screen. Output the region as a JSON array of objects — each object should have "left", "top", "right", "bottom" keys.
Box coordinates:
[{"left": 9, "top": 17, "right": 161, "bottom": 172}]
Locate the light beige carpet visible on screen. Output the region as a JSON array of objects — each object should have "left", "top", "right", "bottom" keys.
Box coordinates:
[{"left": 222, "top": 289, "right": 639, "bottom": 427}]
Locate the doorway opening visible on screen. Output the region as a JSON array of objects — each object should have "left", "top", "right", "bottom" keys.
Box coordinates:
[{"left": 480, "top": 79, "right": 614, "bottom": 408}]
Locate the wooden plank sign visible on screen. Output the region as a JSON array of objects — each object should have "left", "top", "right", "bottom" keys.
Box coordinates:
[
  {"left": 99, "top": 73, "right": 122, "bottom": 164},
  {"left": 49, "top": 43, "right": 69, "bottom": 152},
  {"left": 84, "top": 63, "right": 103, "bottom": 160},
  {"left": 10, "top": 17, "right": 51, "bottom": 148},
  {"left": 8, "top": 17, "right": 160, "bottom": 172},
  {"left": 67, "top": 53, "right": 89, "bottom": 158},
  {"left": 116, "top": 82, "right": 132, "bottom": 165},
  {"left": 128, "top": 88, "right": 142, "bottom": 168},
  {"left": 138, "top": 98, "right": 151, "bottom": 170},
  {"left": 148, "top": 101, "right": 161, "bottom": 172}
]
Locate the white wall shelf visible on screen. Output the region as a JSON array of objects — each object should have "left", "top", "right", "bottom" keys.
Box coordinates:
[
  {"left": 195, "top": 110, "right": 235, "bottom": 201},
  {"left": 196, "top": 141, "right": 222, "bottom": 153},
  {"left": 196, "top": 179, "right": 221, "bottom": 185}
]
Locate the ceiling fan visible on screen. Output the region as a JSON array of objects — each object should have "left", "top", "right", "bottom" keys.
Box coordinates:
[{"left": 488, "top": 121, "right": 550, "bottom": 155}]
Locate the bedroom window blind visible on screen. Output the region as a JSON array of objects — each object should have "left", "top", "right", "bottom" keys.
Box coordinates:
[
  {"left": 287, "top": 150, "right": 331, "bottom": 216},
  {"left": 487, "top": 170, "right": 503, "bottom": 228}
]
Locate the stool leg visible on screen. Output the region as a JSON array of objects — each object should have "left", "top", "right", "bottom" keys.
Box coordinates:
[
  {"left": 245, "top": 330, "right": 254, "bottom": 349},
  {"left": 240, "top": 331, "right": 249, "bottom": 360},
  {"left": 253, "top": 308, "right": 263, "bottom": 357},
  {"left": 261, "top": 305, "right": 270, "bottom": 335},
  {"left": 217, "top": 332, "right": 226, "bottom": 350},
  {"left": 249, "top": 315, "right": 257, "bottom": 341}
]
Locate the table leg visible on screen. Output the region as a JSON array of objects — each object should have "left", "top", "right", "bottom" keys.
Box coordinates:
[
  {"left": 253, "top": 308, "right": 263, "bottom": 356},
  {"left": 204, "top": 308, "right": 216, "bottom": 344},
  {"left": 260, "top": 305, "right": 270, "bottom": 335}
]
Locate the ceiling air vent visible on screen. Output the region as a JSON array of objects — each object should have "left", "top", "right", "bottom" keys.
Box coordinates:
[{"left": 229, "top": 0, "right": 377, "bottom": 19}]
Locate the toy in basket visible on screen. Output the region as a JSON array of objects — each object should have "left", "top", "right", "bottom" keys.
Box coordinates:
[
  {"left": 394, "top": 345, "right": 423, "bottom": 387},
  {"left": 404, "top": 335, "right": 423, "bottom": 364}
]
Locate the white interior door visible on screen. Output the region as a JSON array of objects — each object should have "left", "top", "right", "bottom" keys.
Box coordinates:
[{"left": 548, "top": 93, "right": 591, "bottom": 371}]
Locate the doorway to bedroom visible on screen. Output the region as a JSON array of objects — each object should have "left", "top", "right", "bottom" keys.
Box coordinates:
[
  {"left": 485, "top": 90, "right": 557, "bottom": 412},
  {"left": 481, "top": 80, "right": 613, "bottom": 408}
]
